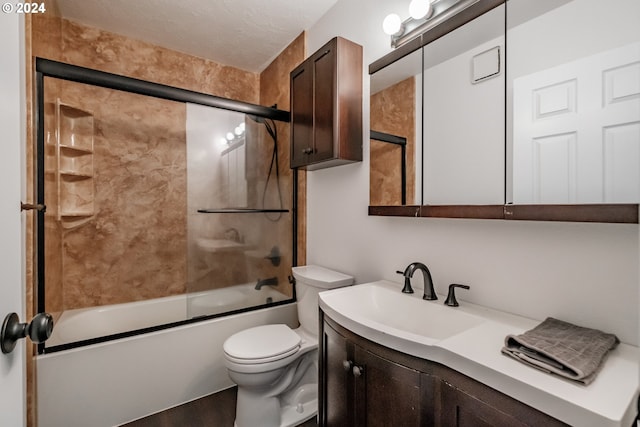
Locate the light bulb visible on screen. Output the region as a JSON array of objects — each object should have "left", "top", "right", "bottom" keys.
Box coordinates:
[
  {"left": 234, "top": 126, "right": 243, "bottom": 136},
  {"left": 238, "top": 122, "right": 245, "bottom": 132},
  {"left": 382, "top": 13, "right": 403, "bottom": 36},
  {"left": 409, "top": 0, "right": 432, "bottom": 20},
  {"left": 220, "top": 137, "right": 228, "bottom": 146},
  {"left": 226, "top": 132, "right": 234, "bottom": 141}
]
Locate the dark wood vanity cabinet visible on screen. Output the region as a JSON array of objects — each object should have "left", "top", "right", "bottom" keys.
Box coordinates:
[
  {"left": 438, "top": 370, "right": 567, "bottom": 427},
  {"left": 290, "top": 37, "right": 363, "bottom": 170},
  {"left": 322, "top": 317, "right": 434, "bottom": 426},
  {"left": 319, "top": 313, "right": 568, "bottom": 427}
]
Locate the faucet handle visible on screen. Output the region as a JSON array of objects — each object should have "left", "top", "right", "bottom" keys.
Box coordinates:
[
  {"left": 396, "top": 270, "right": 414, "bottom": 294},
  {"left": 444, "top": 284, "right": 470, "bottom": 307}
]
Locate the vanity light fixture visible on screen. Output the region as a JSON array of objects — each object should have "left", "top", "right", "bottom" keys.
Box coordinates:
[
  {"left": 409, "top": 0, "right": 433, "bottom": 20},
  {"left": 383, "top": 0, "right": 479, "bottom": 48},
  {"left": 382, "top": 13, "right": 403, "bottom": 36},
  {"left": 224, "top": 122, "right": 246, "bottom": 142},
  {"left": 221, "top": 122, "right": 247, "bottom": 147},
  {"left": 235, "top": 122, "right": 246, "bottom": 136}
]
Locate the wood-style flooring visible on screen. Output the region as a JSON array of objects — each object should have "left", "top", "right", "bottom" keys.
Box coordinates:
[{"left": 123, "top": 387, "right": 317, "bottom": 427}]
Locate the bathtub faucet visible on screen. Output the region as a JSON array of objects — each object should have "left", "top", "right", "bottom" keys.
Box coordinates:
[{"left": 255, "top": 277, "right": 278, "bottom": 290}]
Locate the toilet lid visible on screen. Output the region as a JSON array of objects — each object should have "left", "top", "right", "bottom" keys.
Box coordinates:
[{"left": 224, "top": 324, "right": 301, "bottom": 363}]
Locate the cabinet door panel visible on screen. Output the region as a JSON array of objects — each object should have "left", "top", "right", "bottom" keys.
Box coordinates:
[
  {"left": 441, "top": 381, "right": 534, "bottom": 427},
  {"left": 354, "top": 346, "right": 425, "bottom": 427},
  {"left": 324, "top": 323, "right": 354, "bottom": 427},
  {"left": 313, "top": 48, "right": 336, "bottom": 162},
  {"left": 291, "top": 65, "right": 313, "bottom": 168}
]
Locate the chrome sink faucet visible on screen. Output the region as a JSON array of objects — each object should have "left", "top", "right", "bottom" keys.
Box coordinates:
[{"left": 396, "top": 262, "right": 437, "bottom": 301}]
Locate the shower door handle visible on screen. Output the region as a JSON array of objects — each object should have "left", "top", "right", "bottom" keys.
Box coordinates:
[{"left": 1, "top": 312, "right": 54, "bottom": 354}]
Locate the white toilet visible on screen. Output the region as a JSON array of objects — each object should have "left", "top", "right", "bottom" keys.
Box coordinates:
[{"left": 223, "top": 265, "right": 354, "bottom": 427}]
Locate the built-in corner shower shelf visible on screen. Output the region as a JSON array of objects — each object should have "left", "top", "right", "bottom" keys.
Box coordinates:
[
  {"left": 53, "top": 99, "right": 96, "bottom": 228},
  {"left": 197, "top": 208, "right": 290, "bottom": 214}
]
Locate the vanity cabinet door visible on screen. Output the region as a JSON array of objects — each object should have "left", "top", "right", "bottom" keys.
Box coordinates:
[
  {"left": 322, "top": 320, "right": 355, "bottom": 427},
  {"left": 353, "top": 346, "right": 432, "bottom": 427},
  {"left": 440, "top": 380, "right": 530, "bottom": 427},
  {"left": 438, "top": 373, "right": 568, "bottom": 427},
  {"left": 321, "top": 319, "right": 436, "bottom": 427},
  {"left": 289, "top": 37, "right": 362, "bottom": 170}
]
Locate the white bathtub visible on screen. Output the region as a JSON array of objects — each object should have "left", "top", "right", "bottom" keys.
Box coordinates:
[
  {"left": 37, "top": 288, "right": 298, "bottom": 427},
  {"left": 47, "top": 284, "right": 288, "bottom": 347}
]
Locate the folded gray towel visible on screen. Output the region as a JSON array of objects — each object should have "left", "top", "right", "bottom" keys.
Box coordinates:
[{"left": 501, "top": 317, "right": 619, "bottom": 385}]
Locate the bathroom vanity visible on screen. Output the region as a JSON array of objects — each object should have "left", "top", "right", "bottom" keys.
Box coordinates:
[
  {"left": 320, "top": 315, "right": 566, "bottom": 426},
  {"left": 318, "top": 281, "right": 639, "bottom": 427}
]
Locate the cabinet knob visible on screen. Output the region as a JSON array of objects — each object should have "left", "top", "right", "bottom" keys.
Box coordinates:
[
  {"left": 302, "top": 147, "right": 313, "bottom": 155},
  {"left": 352, "top": 365, "right": 364, "bottom": 377},
  {"left": 342, "top": 360, "right": 353, "bottom": 372}
]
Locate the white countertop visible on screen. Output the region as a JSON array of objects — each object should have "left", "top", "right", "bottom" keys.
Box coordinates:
[{"left": 319, "top": 280, "right": 639, "bottom": 427}]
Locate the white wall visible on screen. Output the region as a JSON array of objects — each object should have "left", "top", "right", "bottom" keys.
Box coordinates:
[{"left": 305, "top": 0, "right": 639, "bottom": 345}]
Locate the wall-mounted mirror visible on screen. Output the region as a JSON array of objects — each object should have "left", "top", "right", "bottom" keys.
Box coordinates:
[
  {"left": 507, "top": 0, "right": 640, "bottom": 205},
  {"left": 370, "top": 48, "right": 422, "bottom": 206},
  {"left": 369, "top": 2, "right": 505, "bottom": 208},
  {"left": 422, "top": 4, "right": 505, "bottom": 205},
  {"left": 368, "top": 0, "right": 638, "bottom": 222}
]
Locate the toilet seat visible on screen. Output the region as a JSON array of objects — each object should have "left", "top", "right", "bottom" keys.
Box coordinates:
[{"left": 224, "top": 324, "right": 301, "bottom": 365}]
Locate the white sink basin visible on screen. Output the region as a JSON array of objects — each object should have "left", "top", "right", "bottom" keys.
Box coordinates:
[{"left": 319, "top": 281, "right": 485, "bottom": 348}]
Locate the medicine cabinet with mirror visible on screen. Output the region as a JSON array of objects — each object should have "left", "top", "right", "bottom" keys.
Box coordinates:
[
  {"left": 507, "top": 0, "right": 639, "bottom": 206},
  {"left": 370, "top": 48, "right": 422, "bottom": 207},
  {"left": 369, "top": 0, "right": 639, "bottom": 223}
]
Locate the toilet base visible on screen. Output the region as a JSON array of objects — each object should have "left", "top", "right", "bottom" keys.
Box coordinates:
[
  {"left": 234, "top": 380, "right": 317, "bottom": 427},
  {"left": 280, "top": 398, "right": 317, "bottom": 427},
  {"left": 234, "top": 398, "right": 316, "bottom": 427}
]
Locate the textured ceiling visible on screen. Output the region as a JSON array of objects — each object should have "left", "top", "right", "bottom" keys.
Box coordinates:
[{"left": 55, "top": 0, "right": 338, "bottom": 72}]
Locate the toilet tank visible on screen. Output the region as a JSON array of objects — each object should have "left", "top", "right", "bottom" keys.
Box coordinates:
[{"left": 292, "top": 265, "right": 354, "bottom": 337}]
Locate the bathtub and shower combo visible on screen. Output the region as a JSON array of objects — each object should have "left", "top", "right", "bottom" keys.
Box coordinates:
[{"left": 33, "top": 58, "right": 300, "bottom": 427}]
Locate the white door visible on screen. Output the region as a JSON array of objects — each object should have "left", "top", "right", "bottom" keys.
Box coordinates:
[
  {"left": 0, "top": 12, "right": 27, "bottom": 427},
  {"left": 513, "top": 42, "right": 640, "bottom": 204}
]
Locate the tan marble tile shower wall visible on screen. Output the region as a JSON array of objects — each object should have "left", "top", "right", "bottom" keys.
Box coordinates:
[
  {"left": 32, "top": 15, "right": 269, "bottom": 311},
  {"left": 370, "top": 77, "right": 417, "bottom": 205},
  {"left": 259, "top": 33, "right": 306, "bottom": 295},
  {"left": 52, "top": 81, "right": 187, "bottom": 309},
  {"left": 60, "top": 20, "right": 260, "bottom": 104}
]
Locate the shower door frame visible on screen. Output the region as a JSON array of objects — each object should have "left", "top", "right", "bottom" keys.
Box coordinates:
[{"left": 34, "top": 57, "right": 298, "bottom": 354}]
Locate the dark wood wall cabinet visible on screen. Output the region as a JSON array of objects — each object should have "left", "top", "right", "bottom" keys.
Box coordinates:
[
  {"left": 319, "top": 313, "right": 569, "bottom": 427},
  {"left": 290, "top": 37, "right": 363, "bottom": 170}
]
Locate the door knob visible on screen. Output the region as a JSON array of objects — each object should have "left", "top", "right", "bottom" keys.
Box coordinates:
[{"left": 1, "top": 312, "right": 54, "bottom": 354}]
